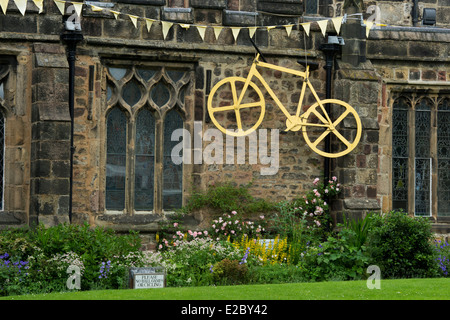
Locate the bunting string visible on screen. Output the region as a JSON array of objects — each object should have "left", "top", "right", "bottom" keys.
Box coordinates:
[{"left": 2, "top": 0, "right": 387, "bottom": 40}]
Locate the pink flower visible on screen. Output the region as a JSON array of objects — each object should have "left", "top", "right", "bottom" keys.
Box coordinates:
[
  {"left": 203, "top": 231, "right": 208, "bottom": 236},
  {"left": 332, "top": 176, "right": 337, "bottom": 181},
  {"left": 260, "top": 215, "right": 264, "bottom": 219},
  {"left": 232, "top": 211, "right": 237, "bottom": 215},
  {"left": 231, "top": 230, "right": 235, "bottom": 234},
  {"left": 158, "top": 244, "right": 162, "bottom": 249},
  {"left": 173, "top": 222, "right": 178, "bottom": 227},
  {"left": 313, "top": 178, "right": 320, "bottom": 185}
]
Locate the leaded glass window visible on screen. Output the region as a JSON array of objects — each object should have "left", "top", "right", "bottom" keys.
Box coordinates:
[
  {"left": 106, "top": 108, "right": 127, "bottom": 211},
  {"left": 438, "top": 98, "right": 450, "bottom": 216},
  {"left": 105, "top": 64, "right": 190, "bottom": 214},
  {"left": 391, "top": 93, "right": 450, "bottom": 218},
  {"left": 414, "top": 98, "right": 431, "bottom": 216},
  {"left": 392, "top": 97, "right": 409, "bottom": 211},
  {"left": 0, "top": 111, "right": 4, "bottom": 211}
]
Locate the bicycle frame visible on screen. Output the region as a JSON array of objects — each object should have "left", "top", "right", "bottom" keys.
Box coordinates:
[{"left": 236, "top": 54, "right": 332, "bottom": 131}]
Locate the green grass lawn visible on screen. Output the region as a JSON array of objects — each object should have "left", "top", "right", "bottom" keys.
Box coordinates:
[{"left": 2, "top": 278, "right": 449, "bottom": 300}]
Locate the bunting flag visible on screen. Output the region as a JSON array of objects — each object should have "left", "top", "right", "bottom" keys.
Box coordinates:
[
  {"left": 317, "top": 19, "right": 328, "bottom": 37},
  {"left": 197, "top": 25, "right": 206, "bottom": 41},
  {"left": 3, "top": 0, "right": 389, "bottom": 42},
  {"left": 332, "top": 16, "right": 343, "bottom": 35},
  {"left": 145, "top": 18, "right": 154, "bottom": 32},
  {"left": 213, "top": 26, "right": 223, "bottom": 40},
  {"left": 32, "top": 0, "right": 43, "bottom": 13},
  {"left": 54, "top": 0, "right": 65, "bottom": 15},
  {"left": 231, "top": 27, "right": 241, "bottom": 42},
  {"left": 284, "top": 24, "right": 293, "bottom": 37},
  {"left": 248, "top": 26, "right": 257, "bottom": 38},
  {"left": 0, "top": 0, "right": 7, "bottom": 14},
  {"left": 111, "top": 10, "right": 120, "bottom": 19},
  {"left": 14, "top": 0, "right": 27, "bottom": 16},
  {"left": 162, "top": 21, "right": 173, "bottom": 39},
  {"left": 301, "top": 23, "right": 311, "bottom": 36},
  {"left": 365, "top": 21, "right": 374, "bottom": 38},
  {"left": 72, "top": 1, "right": 83, "bottom": 17},
  {"left": 128, "top": 14, "right": 138, "bottom": 29}
]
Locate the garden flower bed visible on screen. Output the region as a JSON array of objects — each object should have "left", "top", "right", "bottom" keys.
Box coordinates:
[{"left": 1, "top": 178, "right": 449, "bottom": 296}]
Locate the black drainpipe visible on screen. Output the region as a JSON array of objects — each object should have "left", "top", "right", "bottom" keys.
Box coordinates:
[
  {"left": 61, "top": 31, "right": 83, "bottom": 223},
  {"left": 412, "top": 0, "right": 419, "bottom": 27},
  {"left": 319, "top": 41, "right": 341, "bottom": 188}
]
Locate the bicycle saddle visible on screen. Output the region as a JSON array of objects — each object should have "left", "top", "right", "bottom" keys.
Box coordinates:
[{"left": 297, "top": 60, "right": 320, "bottom": 71}]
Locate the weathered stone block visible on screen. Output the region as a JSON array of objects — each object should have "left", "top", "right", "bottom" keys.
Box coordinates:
[
  {"left": 257, "top": 0, "right": 303, "bottom": 15},
  {"left": 162, "top": 7, "right": 194, "bottom": 23},
  {"left": 223, "top": 10, "right": 258, "bottom": 26},
  {"left": 191, "top": 0, "right": 227, "bottom": 9}
]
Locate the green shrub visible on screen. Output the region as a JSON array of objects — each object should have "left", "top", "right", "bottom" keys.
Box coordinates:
[
  {"left": 211, "top": 259, "right": 249, "bottom": 286},
  {"left": 298, "top": 228, "right": 369, "bottom": 282},
  {"left": 183, "top": 181, "right": 275, "bottom": 215},
  {"left": 366, "top": 210, "right": 438, "bottom": 279},
  {"left": 248, "top": 264, "right": 306, "bottom": 284}
]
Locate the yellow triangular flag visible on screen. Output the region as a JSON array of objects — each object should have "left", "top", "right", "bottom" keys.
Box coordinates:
[
  {"left": 145, "top": 18, "right": 154, "bottom": 32},
  {"left": 231, "top": 27, "right": 241, "bottom": 42},
  {"left": 14, "top": 0, "right": 27, "bottom": 16},
  {"left": 110, "top": 10, "right": 120, "bottom": 19},
  {"left": 365, "top": 21, "right": 374, "bottom": 38},
  {"left": 248, "top": 27, "right": 257, "bottom": 38},
  {"left": 54, "top": 0, "right": 65, "bottom": 15},
  {"left": 32, "top": 0, "right": 43, "bottom": 13},
  {"left": 213, "top": 26, "right": 223, "bottom": 39},
  {"left": 197, "top": 26, "right": 207, "bottom": 41},
  {"left": 0, "top": 0, "right": 8, "bottom": 14},
  {"left": 331, "top": 16, "right": 343, "bottom": 35},
  {"left": 73, "top": 2, "right": 83, "bottom": 17},
  {"left": 128, "top": 14, "right": 138, "bottom": 29},
  {"left": 180, "top": 24, "right": 190, "bottom": 29},
  {"left": 266, "top": 26, "right": 276, "bottom": 32},
  {"left": 284, "top": 25, "right": 293, "bottom": 37},
  {"left": 317, "top": 19, "right": 328, "bottom": 37},
  {"left": 301, "top": 23, "right": 310, "bottom": 36},
  {"left": 90, "top": 5, "right": 103, "bottom": 12},
  {"left": 162, "top": 21, "right": 173, "bottom": 39}
]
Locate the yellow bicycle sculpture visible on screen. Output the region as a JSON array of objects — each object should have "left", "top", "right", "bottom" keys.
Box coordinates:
[{"left": 207, "top": 46, "right": 362, "bottom": 158}]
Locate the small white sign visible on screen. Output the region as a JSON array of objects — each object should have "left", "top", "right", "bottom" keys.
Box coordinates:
[{"left": 134, "top": 274, "right": 165, "bottom": 289}]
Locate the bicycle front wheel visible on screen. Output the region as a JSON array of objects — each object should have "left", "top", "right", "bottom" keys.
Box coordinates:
[
  {"left": 302, "top": 99, "right": 362, "bottom": 158},
  {"left": 207, "top": 77, "right": 265, "bottom": 137}
]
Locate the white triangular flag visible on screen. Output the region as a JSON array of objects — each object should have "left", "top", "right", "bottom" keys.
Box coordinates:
[
  {"left": 14, "top": 0, "right": 27, "bottom": 16},
  {"left": 317, "top": 19, "right": 328, "bottom": 37},
  {"left": 128, "top": 15, "right": 138, "bottom": 28},
  {"left": 284, "top": 25, "right": 293, "bottom": 37},
  {"left": 301, "top": 23, "right": 310, "bottom": 36},
  {"left": 145, "top": 19, "right": 154, "bottom": 32},
  {"left": 365, "top": 21, "right": 374, "bottom": 38},
  {"left": 54, "top": 0, "right": 65, "bottom": 15},
  {"left": 197, "top": 26, "right": 207, "bottom": 41},
  {"left": 110, "top": 10, "right": 120, "bottom": 19},
  {"left": 331, "top": 16, "right": 343, "bottom": 35},
  {"left": 0, "top": 0, "right": 8, "bottom": 14},
  {"left": 213, "top": 26, "right": 223, "bottom": 39},
  {"left": 248, "top": 27, "right": 257, "bottom": 38},
  {"left": 162, "top": 21, "right": 173, "bottom": 39},
  {"left": 32, "top": 0, "right": 43, "bottom": 13},
  {"left": 231, "top": 27, "right": 241, "bottom": 42},
  {"left": 73, "top": 2, "right": 83, "bottom": 17}
]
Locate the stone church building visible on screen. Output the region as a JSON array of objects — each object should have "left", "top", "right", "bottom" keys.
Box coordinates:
[{"left": 0, "top": 0, "right": 449, "bottom": 241}]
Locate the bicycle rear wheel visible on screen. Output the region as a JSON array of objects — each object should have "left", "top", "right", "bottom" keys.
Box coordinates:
[
  {"left": 302, "top": 99, "right": 362, "bottom": 158},
  {"left": 207, "top": 77, "right": 265, "bottom": 137}
]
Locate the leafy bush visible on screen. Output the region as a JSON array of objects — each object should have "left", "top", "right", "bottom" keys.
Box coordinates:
[
  {"left": 161, "top": 238, "right": 241, "bottom": 287},
  {"left": 0, "top": 223, "right": 143, "bottom": 295},
  {"left": 342, "top": 212, "right": 374, "bottom": 250},
  {"left": 366, "top": 210, "right": 438, "bottom": 279},
  {"left": 211, "top": 259, "right": 249, "bottom": 285},
  {"left": 183, "top": 181, "right": 275, "bottom": 215},
  {"left": 298, "top": 228, "right": 369, "bottom": 282}
]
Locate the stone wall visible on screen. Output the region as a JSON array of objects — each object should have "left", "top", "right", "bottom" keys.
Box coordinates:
[{"left": 0, "top": 0, "right": 448, "bottom": 239}]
